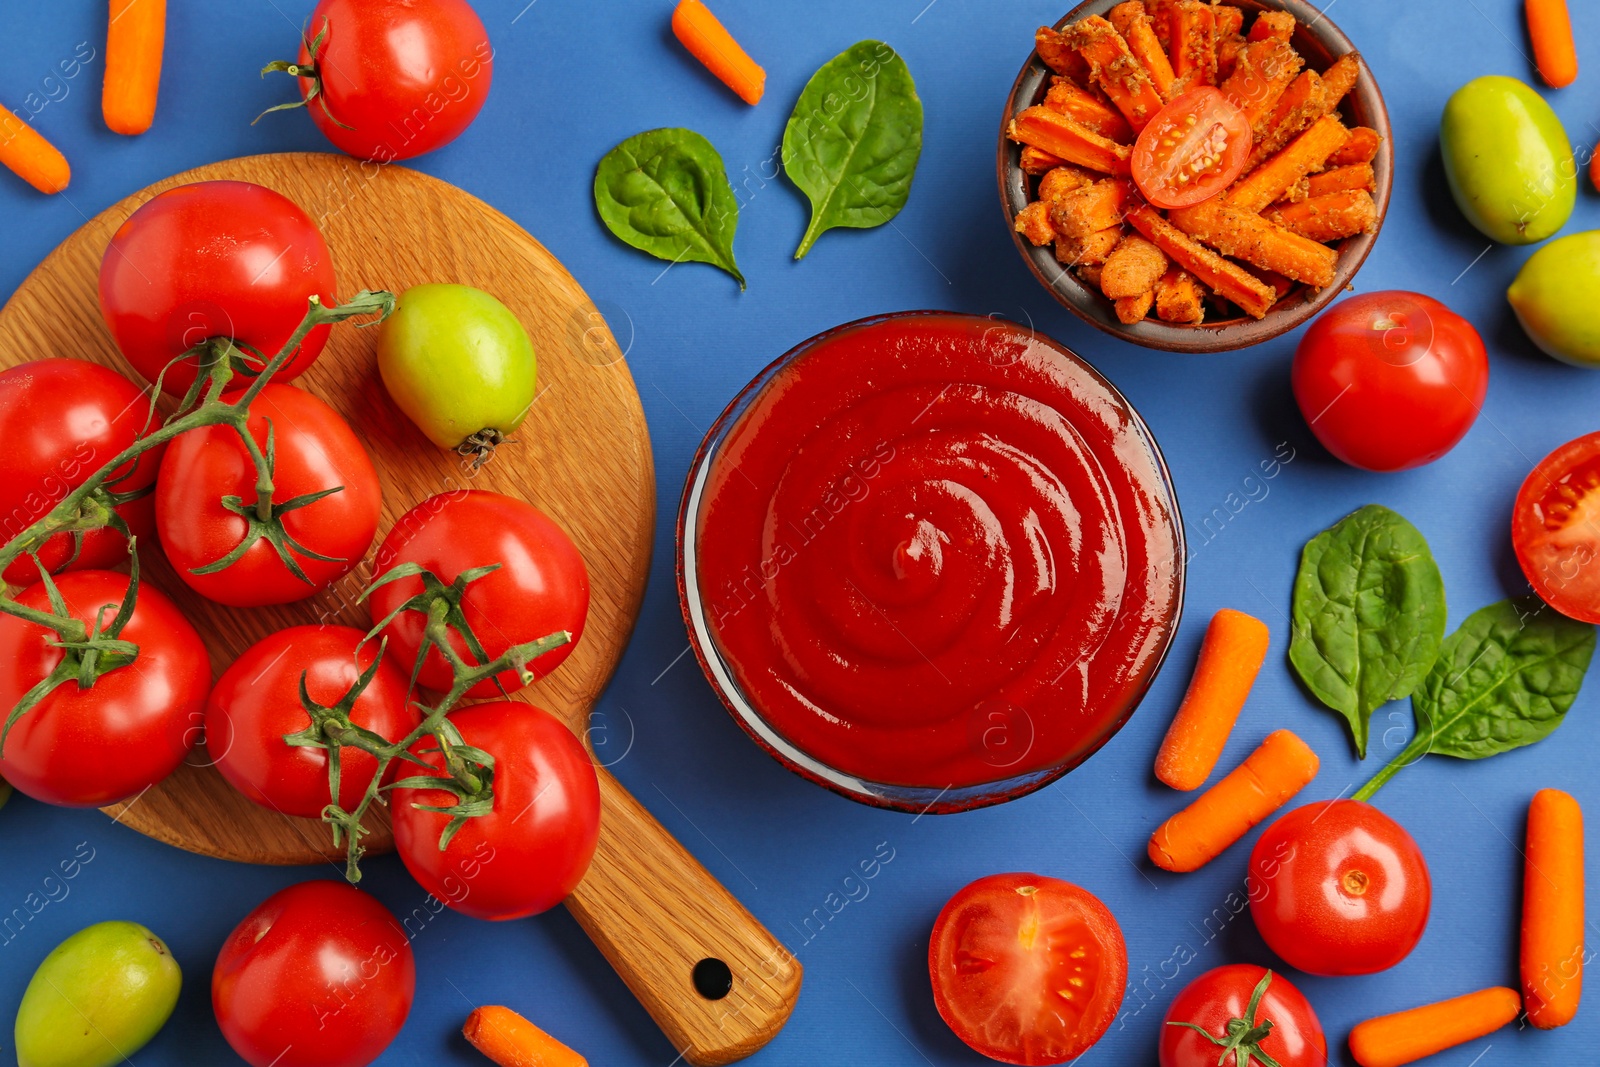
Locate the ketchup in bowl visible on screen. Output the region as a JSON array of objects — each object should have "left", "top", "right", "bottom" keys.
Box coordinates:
[{"left": 678, "top": 313, "right": 1183, "bottom": 811}]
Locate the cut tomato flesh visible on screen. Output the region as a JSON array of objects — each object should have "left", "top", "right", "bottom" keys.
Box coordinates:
[
  {"left": 1514, "top": 434, "right": 1600, "bottom": 623},
  {"left": 1132, "top": 88, "right": 1253, "bottom": 209}
]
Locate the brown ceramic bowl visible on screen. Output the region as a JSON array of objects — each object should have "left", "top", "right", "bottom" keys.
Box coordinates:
[{"left": 998, "top": 0, "right": 1393, "bottom": 353}]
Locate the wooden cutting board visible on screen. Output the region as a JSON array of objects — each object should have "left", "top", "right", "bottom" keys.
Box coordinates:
[{"left": 0, "top": 153, "right": 799, "bottom": 1066}]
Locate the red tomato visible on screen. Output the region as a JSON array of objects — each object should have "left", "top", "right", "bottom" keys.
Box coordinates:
[
  {"left": 98, "top": 180, "right": 337, "bottom": 396},
  {"left": 0, "top": 359, "right": 163, "bottom": 586},
  {"left": 391, "top": 700, "right": 600, "bottom": 920},
  {"left": 1292, "top": 292, "right": 1488, "bottom": 472},
  {"left": 1513, "top": 431, "right": 1600, "bottom": 623},
  {"left": 368, "top": 491, "right": 588, "bottom": 696},
  {"left": 1249, "top": 800, "right": 1431, "bottom": 976},
  {"left": 929, "top": 873, "right": 1126, "bottom": 1065},
  {"left": 0, "top": 571, "right": 209, "bottom": 807},
  {"left": 213, "top": 880, "right": 415, "bottom": 1067},
  {"left": 290, "top": 0, "right": 493, "bottom": 162},
  {"left": 1160, "top": 966, "right": 1325, "bottom": 1067},
  {"left": 1132, "top": 88, "right": 1253, "bottom": 209},
  {"left": 156, "top": 384, "right": 381, "bottom": 608},
  {"left": 206, "top": 626, "right": 418, "bottom": 818}
]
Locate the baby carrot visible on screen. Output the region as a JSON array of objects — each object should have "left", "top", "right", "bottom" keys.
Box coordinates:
[
  {"left": 1523, "top": 788, "right": 1584, "bottom": 1028},
  {"left": 0, "top": 112, "right": 69, "bottom": 194},
  {"left": 671, "top": 0, "right": 765, "bottom": 106},
  {"left": 1348, "top": 987, "right": 1521, "bottom": 1067},
  {"left": 1527, "top": 0, "right": 1578, "bottom": 90},
  {"left": 464, "top": 1006, "right": 588, "bottom": 1067},
  {"left": 1155, "top": 609, "right": 1270, "bottom": 791},
  {"left": 1148, "top": 729, "right": 1318, "bottom": 873},
  {"left": 104, "top": 0, "right": 166, "bottom": 135}
]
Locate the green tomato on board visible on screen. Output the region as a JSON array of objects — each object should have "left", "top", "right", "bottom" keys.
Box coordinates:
[
  {"left": 15, "top": 921, "right": 181, "bottom": 1067},
  {"left": 1440, "top": 75, "right": 1575, "bottom": 245},
  {"left": 376, "top": 283, "right": 537, "bottom": 464},
  {"left": 1509, "top": 231, "right": 1600, "bottom": 366}
]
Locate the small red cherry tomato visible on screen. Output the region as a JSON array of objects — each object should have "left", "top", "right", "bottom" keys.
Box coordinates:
[{"left": 1132, "top": 88, "right": 1254, "bottom": 209}]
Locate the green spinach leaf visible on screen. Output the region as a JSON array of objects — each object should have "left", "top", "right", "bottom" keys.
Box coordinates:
[
  {"left": 594, "top": 128, "right": 744, "bottom": 289},
  {"left": 1289, "top": 504, "right": 1446, "bottom": 757},
  {"left": 782, "top": 41, "right": 924, "bottom": 259}
]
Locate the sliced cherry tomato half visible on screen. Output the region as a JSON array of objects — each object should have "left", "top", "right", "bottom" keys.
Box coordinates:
[
  {"left": 1132, "top": 88, "right": 1254, "bottom": 209},
  {"left": 1514, "top": 430, "right": 1600, "bottom": 623},
  {"left": 929, "top": 873, "right": 1126, "bottom": 1066}
]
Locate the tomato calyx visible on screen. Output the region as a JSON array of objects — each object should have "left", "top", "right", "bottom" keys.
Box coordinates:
[
  {"left": 1168, "top": 970, "right": 1285, "bottom": 1067},
  {"left": 256, "top": 17, "right": 356, "bottom": 130},
  {"left": 458, "top": 428, "right": 514, "bottom": 470}
]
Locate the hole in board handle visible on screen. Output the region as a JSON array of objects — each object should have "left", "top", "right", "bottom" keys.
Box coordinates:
[{"left": 693, "top": 957, "right": 733, "bottom": 1000}]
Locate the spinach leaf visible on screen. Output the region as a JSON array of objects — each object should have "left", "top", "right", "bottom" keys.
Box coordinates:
[
  {"left": 782, "top": 41, "right": 924, "bottom": 259},
  {"left": 593, "top": 128, "right": 744, "bottom": 289},
  {"left": 1289, "top": 504, "right": 1446, "bottom": 757},
  {"left": 1354, "top": 598, "right": 1595, "bottom": 800}
]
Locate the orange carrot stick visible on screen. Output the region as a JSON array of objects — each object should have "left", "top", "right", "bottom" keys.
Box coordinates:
[
  {"left": 0, "top": 112, "right": 69, "bottom": 194},
  {"left": 104, "top": 0, "right": 165, "bottom": 135},
  {"left": 1155, "top": 267, "right": 1205, "bottom": 323},
  {"left": 1213, "top": 5, "right": 1247, "bottom": 80},
  {"left": 1126, "top": 204, "right": 1279, "bottom": 319},
  {"left": 1056, "top": 226, "right": 1124, "bottom": 267},
  {"left": 1020, "top": 145, "right": 1067, "bottom": 175},
  {"left": 671, "top": 0, "right": 765, "bottom": 105},
  {"left": 1015, "top": 201, "right": 1057, "bottom": 246},
  {"left": 1170, "top": 199, "right": 1339, "bottom": 287},
  {"left": 1044, "top": 77, "right": 1135, "bottom": 143},
  {"left": 1109, "top": 2, "right": 1178, "bottom": 101},
  {"left": 1039, "top": 163, "right": 1097, "bottom": 202},
  {"left": 1114, "top": 288, "right": 1156, "bottom": 324},
  {"left": 1247, "top": 11, "right": 1296, "bottom": 43},
  {"left": 1148, "top": 729, "right": 1319, "bottom": 873},
  {"left": 1327, "top": 126, "right": 1382, "bottom": 166},
  {"left": 1036, "top": 26, "right": 1094, "bottom": 82},
  {"left": 1009, "top": 106, "right": 1133, "bottom": 175},
  {"left": 1306, "top": 163, "right": 1376, "bottom": 197},
  {"left": 1348, "top": 988, "right": 1521, "bottom": 1067},
  {"left": 1263, "top": 190, "right": 1378, "bottom": 243},
  {"left": 1527, "top": 0, "right": 1578, "bottom": 89},
  {"left": 1101, "top": 233, "right": 1168, "bottom": 298},
  {"left": 1523, "top": 788, "right": 1584, "bottom": 1029},
  {"left": 1168, "top": 0, "right": 1218, "bottom": 88},
  {"left": 1227, "top": 113, "right": 1351, "bottom": 212},
  {"left": 1155, "top": 609, "right": 1270, "bottom": 791},
  {"left": 464, "top": 1006, "right": 588, "bottom": 1067},
  {"left": 1065, "top": 15, "right": 1167, "bottom": 132},
  {"left": 1249, "top": 69, "right": 1325, "bottom": 165},
  {"left": 1048, "top": 178, "right": 1131, "bottom": 238},
  {"left": 1222, "top": 39, "right": 1303, "bottom": 129}
]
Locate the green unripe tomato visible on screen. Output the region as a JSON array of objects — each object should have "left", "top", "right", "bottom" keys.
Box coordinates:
[
  {"left": 1441, "top": 75, "right": 1575, "bottom": 245},
  {"left": 15, "top": 921, "right": 181, "bottom": 1067},
  {"left": 376, "top": 283, "right": 537, "bottom": 462},
  {"left": 1509, "top": 230, "right": 1600, "bottom": 367}
]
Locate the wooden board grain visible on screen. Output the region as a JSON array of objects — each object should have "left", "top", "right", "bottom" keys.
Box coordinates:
[{"left": 0, "top": 153, "right": 798, "bottom": 1065}]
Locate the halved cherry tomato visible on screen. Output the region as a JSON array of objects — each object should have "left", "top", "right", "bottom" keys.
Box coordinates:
[
  {"left": 929, "top": 873, "right": 1126, "bottom": 1065},
  {"left": 1513, "top": 431, "right": 1600, "bottom": 623},
  {"left": 1132, "top": 88, "right": 1253, "bottom": 209}
]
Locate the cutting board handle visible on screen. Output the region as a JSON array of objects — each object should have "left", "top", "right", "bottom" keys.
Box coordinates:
[{"left": 564, "top": 768, "right": 802, "bottom": 1066}]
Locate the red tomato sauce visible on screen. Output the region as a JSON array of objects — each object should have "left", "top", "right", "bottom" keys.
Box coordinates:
[{"left": 694, "top": 314, "right": 1182, "bottom": 790}]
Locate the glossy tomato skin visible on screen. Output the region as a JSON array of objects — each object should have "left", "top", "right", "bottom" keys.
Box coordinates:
[
  {"left": 156, "top": 384, "right": 381, "bottom": 607},
  {"left": 1513, "top": 431, "right": 1600, "bottom": 623},
  {"left": 929, "top": 873, "right": 1127, "bottom": 1065},
  {"left": 1133, "top": 88, "right": 1253, "bottom": 209},
  {"left": 98, "top": 181, "right": 337, "bottom": 396},
  {"left": 206, "top": 626, "right": 419, "bottom": 818},
  {"left": 1160, "top": 966, "right": 1325, "bottom": 1067},
  {"left": 0, "top": 359, "right": 163, "bottom": 586},
  {"left": 213, "top": 881, "right": 415, "bottom": 1067},
  {"left": 368, "top": 491, "right": 588, "bottom": 696},
  {"left": 297, "top": 0, "right": 494, "bottom": 162},
  {"left": 1250, "top": 800, "right": 1431, "bottom": 976},
  {"left": 0, "top": 571, "right": 210, "bottom": 807},
  {"left": 391, "top": 701, "right": 600, "bottom": 920},
  {"left": 1292, "top": 292, "right": 1488, "bottom": 472}
]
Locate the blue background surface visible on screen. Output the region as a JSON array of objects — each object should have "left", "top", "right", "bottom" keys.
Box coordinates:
[{"left": 3, "top": 0, "right": 1600, "bottom": 1063}]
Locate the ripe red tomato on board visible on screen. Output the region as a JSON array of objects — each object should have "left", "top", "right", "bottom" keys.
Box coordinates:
[
  {"left": 0, "top": 359, "right": 163, "bottom": 586},
  {"left": 1249, "top": 800, "right": 1431, "bottom": 976},
  {"left": 213, "top": 881, "right": 415, "bottom": 1067},
  {"left": 367, "top": 490, "right": 588, "bottom": 696},
  {"left": 286, "top": 0, "right": 493, "bottom": 162},
  {"left": 391, "top": 700, "right": 600, "bottom": 920},
  {"left": 1132, "top": 88, "right": 1253, "bottom": 209},
  {"left": 98, "top": 180, "right": 337, "bottom": 396},
  {"left": 928, "top": 873, "right": 1126, "bottom": 1065},
  {"left": 1513, "top": 431, "right": 1600, "bottom": 623},
  {"left": 156, "top": 383, "right": 381, "bottom": 608},
  {"left": 1292, "top": 291, "right": 1488, "bottom": 472},
  {"left": 0, "top": 570, "right": 209, "bottom": 807},
  {"left": 206, "top": 626, "right": 419, "bottom": 818},
  {"left": 1160, "top": 966, "right": 1325, "bottom": 1067}
]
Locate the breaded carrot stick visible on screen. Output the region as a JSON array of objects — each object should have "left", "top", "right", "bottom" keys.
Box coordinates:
[
  {"left": 1528, "top": 0, "right": 1578, "bottom": 89},
  {"left": 1319, "top": 53, "right": 1362, "bottom": 109},
  {"left": 1168, "top": 0, "right": 1218, "bottom": 88},
  {"left": 1114, "top": 288, "right": 1156, "bottom": 324},
  {"left": 1212, "top": 5, "right": 1247, "bottom": 80},
  {"left": 1307, "top": 163, "right": 1375, "bottom": 197},
  {"left": 1036, "top": 26, "right": 1094, "bottom": 82},
  {"left": 1263, "top": 190, "right": 1378, "bottom": 243},
  {"left": 1020, "top": 145, "right": 1067, "bottom": 175},
  {"left": 1056, "top": 226, "right": 1123, "bottom": 267},
  {"left": 1126, "top": 204, "right": 1279, "bottom": 318},
  {"left": 1039, "top": 164, "right": 1096, "bottom": 202},
  {"left": 1155, "top": 267, "right": 1205, "bottom": 323},
  {"left": 1523, "top": 788, "right": 1584, "bottom": 1029},
  {"left": 1155, "top": 609, "right": 1270, "bottom": 791},
  {"left": 671, "top": 0, "right": 765, "bottom": 105},
  {"left": 464, "top": 1006, "right": 588, "bottom": 1067},
  {"left": 1212, "top": 5, "right": 1244, "bottom": 40},
  {"left": 1065, "top": 15, "right": 1167, "bottom": 131},
  {"left": 1170, "top": 199, "right": 1339, "bottom": 287},
  {"left": 1102, "top": 233, "right": 1168, "bottom": 298},
  {"left": 1249, "top": 69, "right": 1325, "bottom": 165},
  {"left": 1048, "top": 178, "right": 1131, "bottom": 237},
  {"left": 1222, "top": 39, "right": 1303, "bottom": 129},
  {"left": 1327, "top": 126, "right": 1382, "bottom": 166},
  {"left": 1108, "top": 2, "right": 1178, "bottom": 101},
  {"left": 1248, "top": 11, "right": 1296, "bottom": 43},
  {"left": 1148, "top": 729, "right": 1318, "bottom": 873},
  {"left": 104, "top": 0, "right": 165, "bottom": 135},
  {"left": 1348, "top": 988, "right": 1521, "bottom": 1067},
  {"left": 1009, "top": 106, "right": 1133, "bottom": 175},
  {"left": 1015, "top": 202, "right": 1056, "bottom": 246},
  {"left": 1044, "top": 77, "right": 1134, "bottom": 142},
  {"left": 0, "top": 112, "right": 69, "bottom": 194},
  {"left": 1227, "top": 113, "right": 1350, "bottom": 212}
]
